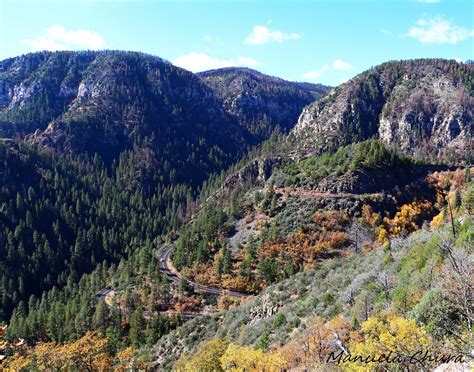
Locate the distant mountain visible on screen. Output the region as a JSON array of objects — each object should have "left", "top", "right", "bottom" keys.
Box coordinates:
[
  {"left": 292, "top": 59, "right": 473, "bottom": 161},
  {"left": 0, "top": 51, "right": 255, "bottom": 187},
  {"left": 198, "top": 67, "right": 330, "bottom": 140}
]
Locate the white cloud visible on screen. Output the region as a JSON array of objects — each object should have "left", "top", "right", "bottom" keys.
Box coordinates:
[
  {"left": 302, "top": 64, "right": 329, "bottom": 80},
  {"left": 203, "top": 34, "right": 214, "bottom": 43},
  {"left": 302, "top": 59, "right": 352, "bottom": 81},
  {"left": 22, "top": 25, "right": 105, "bottom": 51},
  {"left": 416, "top": 0, "right": 440, "bottom": 3},
  {"left": 408, "top": 16, "right": 474, "bottom": 44},
  {"left": 172, "top": 52, "right": 260, "bottom": 72},
  {"left": 332, "top": 59, "right": 353, "bottom": 70},
  {"left": 244, "top": 25, "right": 302, "bottom": 45}
]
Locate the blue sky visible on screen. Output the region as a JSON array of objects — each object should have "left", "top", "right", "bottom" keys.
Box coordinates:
[{"left": 1, "top": 0, "right": 472, "bottom": 86}]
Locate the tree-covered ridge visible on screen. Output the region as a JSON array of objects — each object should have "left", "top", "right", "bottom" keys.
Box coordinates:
[
  {"left": 281, "top": 139, "right": 418, "bottom": 188},
  {"left": 0, "top": 51, "right": 328, "bottom": 189},
  {"left": 198, "top": 67, "right": 330, "bottom": 140},
  {"left": 4, "top": 245, "right": 180, "bottom": 352},
  {"left": 0, "top": 127, "right": 287, "bottom": 330},
  {"left": 0, "top": 131, "right": 290, "bottom": 359},
  {"left": 0, "top": 142, "right": 192, "bottom": 321}
]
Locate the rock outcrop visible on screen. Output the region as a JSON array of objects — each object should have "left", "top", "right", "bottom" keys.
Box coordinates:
[
  {"left": 247, "top": 294, "right": 281, "bottom": 326},
  {"left": 209, "top": 155, "right": 285, "bottom": 203},
  {"left": 293, "top": 59, "right": 473, "bottom": 161}
]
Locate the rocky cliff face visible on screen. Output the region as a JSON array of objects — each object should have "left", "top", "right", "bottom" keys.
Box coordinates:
[
  {"left": 199, "top": 67, "right": 329, "bottom": 140},
  {"left": 293, "top": 59, "right": 473, "bottom": 161},
  {"left": 0, "top": 52, "right": 96, "bottom": 136}
]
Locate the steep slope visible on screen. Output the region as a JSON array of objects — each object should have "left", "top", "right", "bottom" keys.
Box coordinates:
[
  {"left": 0, "top": 51, "right": 252, "bottom": 187},
  {"left": 293, "top": 59, "right": 473, "bottom": 161},
  {"left": 199, "top": 67, "right": 329, "bottom": 140},
  {"left": 171, "top": 140, "right": 459, "bottom": 296},
  {"left": 149, "top": 215, "right": 473, "bottom": 371}
]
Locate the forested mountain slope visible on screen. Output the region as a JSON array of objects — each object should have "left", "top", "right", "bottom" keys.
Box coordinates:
[
  {"left": 199, "top": 67, "right": 329, "bottom": 140},
  {"left": 0, "top": 142, "right": 193, "bottom": 321},
  {"left": 0, "top": 51, "right": 326, "bottom": 334},
  {"left": 0, "top": 51, "right": 252, "bottom": 187}
]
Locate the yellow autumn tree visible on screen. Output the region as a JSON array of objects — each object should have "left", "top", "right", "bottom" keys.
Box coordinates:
[
  {"left": 221, "top": 274, "right": 254, "bottom": 293},
  {"left": 346, "top": 313, "right": 432, "bottom": 371},
  {"left": 376, "top": 227, "right": 389, "bottom": 243},
  {"left": 220, "top": 343, "right": 286, "bottom": 371},
  {"left": 174, "top": 340, "right": 286, "bottom": 372},
  {"left": 362, "top": 204, "right": 382, "bottom": 227},
  {"left": 33, "top": 342, "right": 66, "bottom": 370},
  {"left": 174, "top": 338, "right": 228, "bottom": 372},
  {"left": 430, "top": 210, "right": 445, "bottom": 230},
  {"left": 383, "top": 201, "right": 434, "bottom": 236},
  {"left": 60, "top": 332, "right": 111, "bottom": 371},
  {"left": 6, "top": 332, "right": 112, "bottom": 371},
  {"left": 2, "top": 352, "right": 32, "bottom": 370}
]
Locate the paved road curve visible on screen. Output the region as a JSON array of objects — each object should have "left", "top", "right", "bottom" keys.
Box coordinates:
[
  {"left": 96, "top": 245, "right": 248, "bottom": 319},
  {"left": 96, "top": 245, "right": 249, "bottom": 321},
  {"left": 157, "top": 245, "right": 249, "bottom": 299}
]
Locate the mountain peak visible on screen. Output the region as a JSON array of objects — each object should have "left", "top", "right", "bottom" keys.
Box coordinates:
[{"left": 292, "top": 58, "right": 473, "bottom": 162}]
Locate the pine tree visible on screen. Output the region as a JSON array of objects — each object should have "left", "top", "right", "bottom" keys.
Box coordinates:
[
  {"left": 93, "top": 301, "right": 110, "bottom": 334},
  {"left": 129, "top": 307, "right": 145, "bottom": 348}
]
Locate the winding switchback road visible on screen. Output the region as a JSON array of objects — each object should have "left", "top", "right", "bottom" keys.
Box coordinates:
[
  {"left": 157, "top": 245, "right": 249, "bottom": 299},
  {"left": 96, "top": 244, "right": 249, "bottom": 321},
  {"left": 274, "top": 188, "right": 384, "bottom": 199}
]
